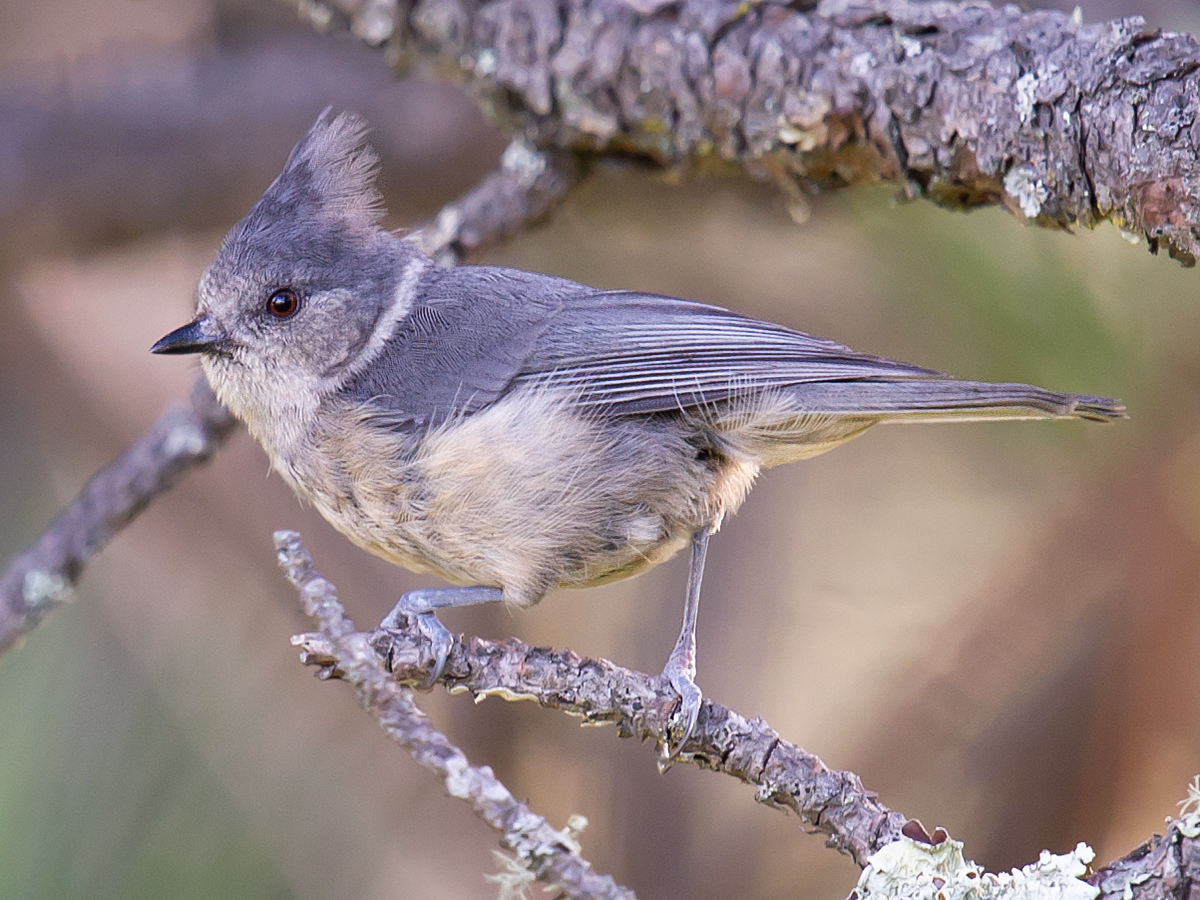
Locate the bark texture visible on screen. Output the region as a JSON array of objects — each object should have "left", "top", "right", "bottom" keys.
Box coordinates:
[
  {"left": 307, "top": 0, "right": 1200, "bottom": 263},
  {"left": 290, "top": 531, "right": 1200, "bottom": 900}
]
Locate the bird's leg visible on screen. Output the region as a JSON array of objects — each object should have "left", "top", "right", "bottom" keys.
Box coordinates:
[
  {"left": 659, "top": 524, "right": 712, "bottom": 764},
  {"left": 379, "top": 586, "right": 504, "bottom": 687}
]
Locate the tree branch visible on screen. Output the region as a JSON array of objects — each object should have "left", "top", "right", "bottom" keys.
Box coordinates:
[
  {"left": 0, "top": 378, "right": 235, "bottom": 654},
  {"left": 4, "top": 7, "right": 1192, "bottom": 891},
  {"left": 274, "top": 530, "right": 635, "bottom": 900},
  {"left": 412, "top": 140, "right": 582, "bottom": 264},
  {"left": 0, "top": 137, "right": 575, "bottom": 658},
  {"left": 305, "top": 0, "right": 1200, "bottom": 264},
  {"left": 291, "top": 562, "right": 912, "bottom": 867},
  {"left": 1090, "top": 816, "right": 1200, "bottom": 900},
  {"left": 288, "top": 531, "right": 1200, "bottom": 900}
]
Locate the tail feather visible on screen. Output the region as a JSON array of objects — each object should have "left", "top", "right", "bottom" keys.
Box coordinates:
[{"left": 791, "top": 380, "right": 1126, "bottom": 424}]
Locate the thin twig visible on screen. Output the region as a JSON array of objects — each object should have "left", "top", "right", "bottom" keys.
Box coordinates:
[
  {"left": 413, "top": 140, "right": 582, "bottom": 265},
  {"left": 0, "top": 378, "right": 236, "bottom": 654},
  {"left": 291, "top": 534, "right": 1200, "bottom": 899},
  {"left": 0, "top": 141, "right": 579, "bottom": 659},
  {"left": 294, "top": 540, "right": 908, "bottom": 867},
  {"left": 275, "top": 529, "right": 635, "bottom": 900}
]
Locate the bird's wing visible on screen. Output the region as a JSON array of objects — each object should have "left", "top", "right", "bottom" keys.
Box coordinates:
[
  {"left": 515, "top": 289, "right": 946, "bottom": 415},
  {"left": 341, "top": 269, "right": 946, "bottom": 427},
  {"left": 339, "top": 265, "right": 576, "bottom": 427}
]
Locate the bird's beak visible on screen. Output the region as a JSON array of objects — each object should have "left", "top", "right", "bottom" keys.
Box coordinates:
[{"left": 150, "top": 315, "right": 226, "bottom": 355}]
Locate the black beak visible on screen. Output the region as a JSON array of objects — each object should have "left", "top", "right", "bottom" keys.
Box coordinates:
[{"left": 150, "top": 316, "right": 225, "bottom": 355}]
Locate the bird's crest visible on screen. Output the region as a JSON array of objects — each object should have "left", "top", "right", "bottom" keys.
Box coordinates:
[{"left": 231, "top": 109, "right": 384, "bottom": 246}]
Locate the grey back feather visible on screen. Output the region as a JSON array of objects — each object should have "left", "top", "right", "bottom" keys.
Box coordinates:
[
  {"left": 342, "top": 266, "right": 582, "bottom": 428},
  {"left": 516, "top": 290, "right": 946, "bottom": 415},
  {"left": 341, "top": 265, "right": 959, "bottom": 427}
]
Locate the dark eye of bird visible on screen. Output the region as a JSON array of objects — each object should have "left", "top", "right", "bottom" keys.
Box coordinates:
[{"left": 267, "top": 288, "right": 300, "bottom": 319}]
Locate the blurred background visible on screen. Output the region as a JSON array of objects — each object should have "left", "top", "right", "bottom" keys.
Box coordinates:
[{"left": 2, "top": 0, "right": 1200, "bottom": 898}]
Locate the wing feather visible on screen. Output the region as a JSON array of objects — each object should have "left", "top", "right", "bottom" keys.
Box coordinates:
[
  {"left": 517, "top": 290, "right": 945, "bottom": 414},
  {"left": 343, "top": 271, "right": 952, "bottom": 427}
]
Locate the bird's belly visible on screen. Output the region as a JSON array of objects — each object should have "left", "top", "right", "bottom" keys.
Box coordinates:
[{"left": 298, "top": 389, "right": 755, "bottom": 607}]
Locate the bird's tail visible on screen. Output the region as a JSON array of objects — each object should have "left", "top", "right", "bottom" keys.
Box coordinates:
[
  {"left": 807, "top": 380, "right": 1127, "bottom": 424},
  {"left": 711, "top": 379, "right": 1125, "bottom": 467}
]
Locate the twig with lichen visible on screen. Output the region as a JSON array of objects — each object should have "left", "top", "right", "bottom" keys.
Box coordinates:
[
  {"left": 275, "top": 529, "right": 635, "bottom": 900},
  {"left": 287, "top": 528, "right": 1200, "bottom": 900}
]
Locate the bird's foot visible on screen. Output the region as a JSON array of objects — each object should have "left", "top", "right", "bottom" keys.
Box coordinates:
[
  {"left": 378, "top": 592, "right": 456, "bottom": 689},
  {"left": 658, "top": 659, "right": 702, "bottom": 770}
]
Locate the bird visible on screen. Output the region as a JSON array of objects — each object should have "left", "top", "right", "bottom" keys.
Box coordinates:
[{"left": 152, "top": 110, "right": 1125, "bottom": 756}]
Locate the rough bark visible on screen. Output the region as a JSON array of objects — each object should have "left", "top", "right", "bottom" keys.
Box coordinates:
[
  {"left": 305, "top": 0, "right": 1200, "bottom": 264},
  {"left": 1090, "top": 818, "right": 1200, "bottom": 900},
  {"left": 289, "top": 531, "right": 1200, "bottom": 900}
]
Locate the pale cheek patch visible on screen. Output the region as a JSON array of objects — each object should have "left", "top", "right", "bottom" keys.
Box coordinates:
[
  {"left": 201, "top": 353, "right": 321, "bottom": 467},
  {"left": 335, "top": 256, "right": 427, "bottom": 382}
]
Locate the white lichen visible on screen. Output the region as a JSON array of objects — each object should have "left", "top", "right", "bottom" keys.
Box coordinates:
[
  {"left": 415, "top": 205, "right": 465, "bottom": 264},
  {"left": 1176, "top": 775, "right": 1200, "bottom": 837},
  {"left": 899, "top": 35, "right": 924, "bottom": 58},
  {"left": 855, "top": 835, "right": 1097, "bottom": 900},
  {"left": 1004, "top": 166, "right": 1049, "bottom": 218},
  {"left": 501, "top": 141, "right": 548, "bottom": 187},
  {"left": 850, "top": 51, "right": 875, "bottom": 77},
  {"left": 476, "top": 48, "right": 498, "bottom": 76},
  {"left": 23, "top": 569, "right": 75, "bottom": 609},
  {"left": 165, "top": 422, "right": 207, "bottom": 457},
  {"left": 297, "top": 0, "right": 333, "bottom": 31},
  {"left": 353, "top": 0, "right": 396, "bottom": 45},
  {"left": 443, "top": 753, "right": 474, "bottom": 799},
  {"left": 486, "top": 851, "right": 538, "bottom": 900},
  {"left": 484, "top": 816, "right": 589, "bottom": 900},
  {"left": 1015, "top": 72, "right": 1038, "bottom": 123},
  {"left": 1179, "top": 775, "right": 1200, "bottom": 815}
]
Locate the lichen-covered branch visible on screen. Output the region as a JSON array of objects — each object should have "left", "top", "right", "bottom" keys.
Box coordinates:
[
  {"left": 0, "top": 139, "right": 576, "bottom": 658},
  {"left": 291, "top": 534, "right": 908, "bottom": 867},
  {"left": 274, "top": 530, "right": 635, "bottom": 900},
  {"left": 307, "top": 0, "right": 1200, "bottom": 264},
  {"left": 288, "top": 532, "right": 1200, "bottom": 897},
  {"left": 1090, "top": 814, "right": 1200, "bottom": 900},
  {"left": 0, "top": 378, "right": 236, "bottom": 654}
]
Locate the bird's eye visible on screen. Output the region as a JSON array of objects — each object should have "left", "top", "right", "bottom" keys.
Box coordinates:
[{"left": 267, "top": 288, "right": 300, "bottom": 319}]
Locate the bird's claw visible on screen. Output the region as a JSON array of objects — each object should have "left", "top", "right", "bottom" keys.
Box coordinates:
[
  {"left": 658, "top": 666, "right": 702, "bottom": 768},
  {"left": 412, "top": 611, "right": 453, "bottom": 689},
  {"left": 378, "top": 603, "right": 453, "bottom": 689}
]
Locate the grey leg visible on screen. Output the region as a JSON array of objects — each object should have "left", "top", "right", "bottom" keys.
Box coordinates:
[
  {"left": 380, "top": 586, "right": 505, "bottom": 687},
  {"left": 659, "top": 525, "right": 712, "bottom": 761}
]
